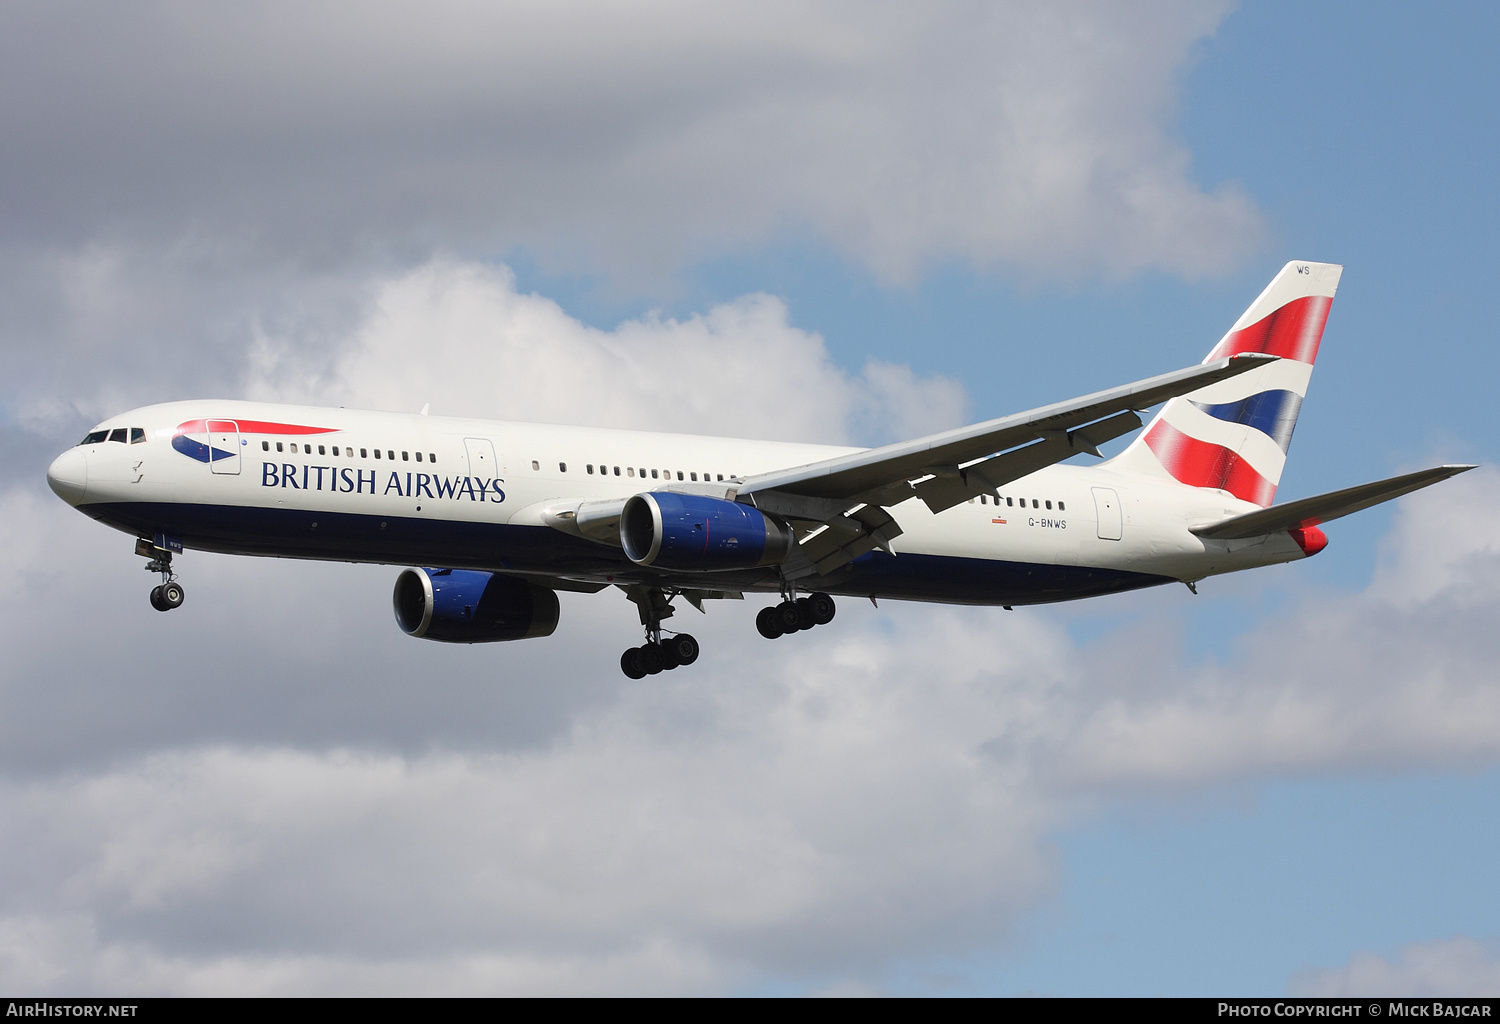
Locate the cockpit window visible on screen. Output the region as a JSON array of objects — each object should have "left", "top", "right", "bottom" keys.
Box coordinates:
[
  {"left": 108, "top": 428, "right": 127, "bottom": 443},
  {"left": 81, "top": 430, "right": 108, "bottom": 445},
  {"left": 130, "top": 428, "right": 146, "bottom": 444}
]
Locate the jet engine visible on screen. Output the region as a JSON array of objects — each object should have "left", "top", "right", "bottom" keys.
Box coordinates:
[
  {"left": 620, "top": 492, "right": 792, "bottom": 571},
  {"left": 393, "top": 568, "right": 560, "bottom": 642}
]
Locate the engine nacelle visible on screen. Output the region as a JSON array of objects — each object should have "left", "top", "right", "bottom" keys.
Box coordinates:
[
  {"left": 620, "top": 492, "right": 792, "bottom": 571},
  {"left": 392, "top": 568, "right": 560, "bottom": 643}
]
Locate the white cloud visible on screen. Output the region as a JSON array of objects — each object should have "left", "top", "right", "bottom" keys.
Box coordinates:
[
  {"left": 3, "top": 465, "right": 1499, "bottom": 993},
  {"left": 1291, "top": 936, "right": 1500, "bottom": 998},
  {"left": 0, "top": 1, "right": 1257, "bottom": 284},
  {"left": 0, "top": 622, "right": 1072, "bottom": 994},
  {"left": 1041, "top": 467, "right": 1500, "bottom": 792},
  {"left": 248, "top": 259, "right": 970, "bottom": 445},
  {"left": 0, "top": 1, "right": 1260, "bottom": 451}
]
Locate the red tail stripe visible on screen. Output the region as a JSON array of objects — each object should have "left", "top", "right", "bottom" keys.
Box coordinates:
[
  {"left": 1143, "top": 420, "right": 1277, "bottom": 507},
  {"left": 1206, "top": 294, "right": 1332, "bottom": 365}
]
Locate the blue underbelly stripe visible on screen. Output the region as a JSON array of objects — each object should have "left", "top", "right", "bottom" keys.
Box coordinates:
[{"left": 81, "top": 501, "right": 1174, "bottom": 607}]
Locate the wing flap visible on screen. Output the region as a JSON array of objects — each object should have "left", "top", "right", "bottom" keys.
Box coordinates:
[
  {"left": 1191, "top": 465, "right": 1476, "bottom": 540},
  {"left": 795, "top": 505, "right": 904, "bottom": 577}
]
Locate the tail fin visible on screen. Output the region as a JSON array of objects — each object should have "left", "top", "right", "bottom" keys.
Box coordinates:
[{"left": 1106, "top": 261, "right": 1343, "bottom": 506}]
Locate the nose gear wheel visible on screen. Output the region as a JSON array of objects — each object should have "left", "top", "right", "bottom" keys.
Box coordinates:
[{"left": 138, "top": 538, "right": 185, "bottom": 612}]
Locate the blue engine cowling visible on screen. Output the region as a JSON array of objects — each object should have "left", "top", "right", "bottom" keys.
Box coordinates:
[
  {"left": 620, "top": 492, "right": 792, "bottom": 571},
  {"left": 392, "top": 568, "right": 560, "bottom": 643}
]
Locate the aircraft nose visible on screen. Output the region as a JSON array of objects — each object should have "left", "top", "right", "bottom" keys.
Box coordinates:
[{"left": 46, "top": 447, "right": 88, "bottom": 505}]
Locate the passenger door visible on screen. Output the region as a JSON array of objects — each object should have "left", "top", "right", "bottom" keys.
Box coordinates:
[
  {"left": 1092, "top": 486, "right": 1122, "bottom": 540},
  {"left": 464, "top": 437, "right": 501, "bottom": 483},
  {"left": 207, "top": 420, "right": 241, "bottom": 475}
]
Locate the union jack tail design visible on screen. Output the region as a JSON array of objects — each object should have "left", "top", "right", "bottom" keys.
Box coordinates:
[{"left": 1107, "top": 261, "right": 1343, "bottom": 506}]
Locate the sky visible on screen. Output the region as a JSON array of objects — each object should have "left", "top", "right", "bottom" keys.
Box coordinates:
[{"left": 1, "top": 0, "right": 1498, "bottom": 996}]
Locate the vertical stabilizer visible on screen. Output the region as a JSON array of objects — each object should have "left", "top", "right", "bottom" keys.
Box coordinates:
[{"left": 1106, "top": 261, "right": 1343, "bottom": 506}]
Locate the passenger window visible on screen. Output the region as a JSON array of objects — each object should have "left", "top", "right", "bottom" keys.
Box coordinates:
[
  {"left": 374, "top": 449, "right": 381, "bottom": 459},
  {"left": 587, "top": 464, "right": 594, "bottom": 474},
  {"left": 559, "top": 462, "right": 567, "bottom": 472},
  {"left": 638, "top": 468, "right": 646, "bottom": 477},
  {"left": 262, "top": 441, "right": 270, "bottom": 451},
  {"left": 429, "top": 454, "right": 436, "bottom": 463},
  {"left": 677, "top": 471, "right": 684, "bottom": 481},
  {"left": 650, "top": 469, "right": 658, "bottom": 479},
  {"left": 361, "top": 448, "right": 368, "bottom": 458},
  {"left": 331, "top": 446, "right": 339, "bottom": 456},
  {"left": 532, "top": 460, "right": 539, "bottom": 470},
  {"left": 716, "top": 474, "right": 723, "bottom": 481},
  {"left": 690, "top": 472, "right": 698, "bottom": 481},
  {"left": 613, "top": 466, "right": 620, "bottom": 476},
  {"left": 81, "top": 430, "right": 108, "bottom": 444},
  {"left": 414, "top": 452, "right": 422, "bottom": 462},
  {"left": 1032, "top": 499, "right": 1039, "bottom": 508},
  {"left": 108, "top": 428, "right": 127, "bottom": 443},
  {"left": 1059, "top": 501, "right": 1065, "bottom": 511},
  {"left": 130, "top": 428, "right": 145, "bottom": 444},
  {"left": 1007, "top": 497, "right": 1013, "bottom": 507},
  {"left": 401, "top": 451, "right": 408, "bottom": 461},
  {"left": 387, "top": 451, "right": 394, "bottom": 460},
  {"left": 627, "top": 467, "right": 635, "bottom": 477},
  {"left": 1046, "top": 500, "right": 1052, "bottom": 510},
  {"left": 277, "top": 442, "right": 284, "bottom": 453}
]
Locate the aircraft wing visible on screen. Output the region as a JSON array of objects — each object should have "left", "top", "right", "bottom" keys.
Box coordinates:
[
  {"left": 741, "top": 353, "right": 1277, "bottom": 517},
  {"left": 738, "top": 352, "right": 1277, "bottom": 578},
  {"left": 1190, "top": 464, "right": 1476, "bottom": 540}
]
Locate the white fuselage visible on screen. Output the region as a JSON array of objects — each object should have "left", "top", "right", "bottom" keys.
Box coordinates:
[{"left": 47, "top": 400, "right": 1313, "bottom": 606}]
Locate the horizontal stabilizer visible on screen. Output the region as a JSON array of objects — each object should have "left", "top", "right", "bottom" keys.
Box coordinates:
[{"left": 1190, "top": 464, "right": 1476, "bottom": 540}]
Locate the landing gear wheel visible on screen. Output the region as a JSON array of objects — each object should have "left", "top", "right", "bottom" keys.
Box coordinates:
[
  {"left": 620, "top": 648, "right": 647, "bottom": 679},
  {"left": 774, "top": 600, "right": 802, "bottom": 633},
  {"left": 639, "top": 642, "right": 666, "bottom": 675},
  {"left": 756, "top": 606, "right": 784, "bottom": 639},
  {"left": 659, "top": 640, "right": 681, "bottom": 670},
  {"left": 794, "top": 597, "right": 816, "bottom": 631},
  {"left": 665, "top": 633, "right": 700, "bottom": 665},
  {"left": 159, "top": 581, "right": 185, "bottom": 609},
  {"left": 809, "top": 593, "right": 836, "bottom": 625},
  {"left": 149, "top": 585, "right": 166, "bottom": 611}
]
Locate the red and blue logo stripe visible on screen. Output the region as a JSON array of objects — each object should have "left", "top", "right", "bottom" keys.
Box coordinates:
[
  {"left": 1189, "top": 389, "right": 1303, "bottom": 453},
  {"left": 1143, "top": 292, "right": 1333, "bottom": 506},
  {"left": 1142, "top": 419, "right": 1278, "bottom": 507},
  {"left": 1205, "top": 294, "right": 1332, "bottom": 365},
  {"left": 172, "top": 419, "right": 338, "bottom": 464}
]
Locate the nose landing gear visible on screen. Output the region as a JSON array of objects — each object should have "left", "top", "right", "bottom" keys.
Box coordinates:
[
  {"left": 149, "top": 579, "right": 185, "bottom": 611},
  {"left": 756, "top": 591, "right": 835, "bottom": 639},
  {"left": 137, "top": 537, "right": 184, "bottom": 612},
  {"left": 619, "top": 585, "right": 700, "bottom": 679}
]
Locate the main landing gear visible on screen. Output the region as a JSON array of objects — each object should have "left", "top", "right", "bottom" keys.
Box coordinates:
[
  {"left": 137, "top": 538, "right": 185, "bottom": 612},
  {"left": 755, "top": 591, "right": 836, "bottom": 639},
  {"left": 619, "top": 586, "right": 700, "bottom": 679}
]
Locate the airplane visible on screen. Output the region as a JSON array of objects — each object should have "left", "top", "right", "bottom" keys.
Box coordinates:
[{"left": 46, "top": 261, "right": 1472, "bottom": 678}]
